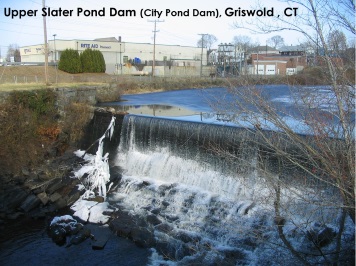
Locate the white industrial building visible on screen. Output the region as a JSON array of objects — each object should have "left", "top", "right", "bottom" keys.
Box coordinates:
[{"left": 20, "top": 37, "right": 208, "bottom": 77}]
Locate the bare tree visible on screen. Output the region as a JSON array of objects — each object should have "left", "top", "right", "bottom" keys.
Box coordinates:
[
  {"left": 211, "top": 0, "right": 355, "bottom": 264},
  {"left": 197, "top": 34, "right": 218, "bottom": 51},
  {"left": 327, "top": 29, "right": 347, "bottom": 52},
  {"left": 267, "top": 35, "right": 285, "bottom": 49},
  {"left": 232, "top": 35, "right": 255, "bottom": 50},
  {"left": 6, "top": 44, "right": 21, "bottom": 62}
]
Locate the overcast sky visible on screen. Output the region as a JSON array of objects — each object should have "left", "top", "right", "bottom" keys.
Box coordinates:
[{"left": 0, "top": 0, "right": 321, "bottom": 56}]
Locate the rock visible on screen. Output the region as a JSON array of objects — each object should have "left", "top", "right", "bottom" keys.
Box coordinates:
[
  {"left": 146, "top": 214, "right": 162, "bottom": 226},
  {"left": 48, "top": 215, "right": 87, "bottom": 246},
  {"left": 221, "top": 248, "right": 246, "bottom": 265},
  {"left": 55, "top": 176, "right": 80, "bottom": 196},
  {"left": 307, "top": 226, "right": 336, "bottom": 248},
  {"left": 22, "top": 168, "right": 30, "bottom": 176},
  {"left": 87, "top": 195, "right": 105, "bottom": 203},
  {"left": 20, "top": 194, "right": 41, "bottom": 212},
  {"left": 12, "top": 175, "right": 27, "bottom": 185},
  {"left": 49, "top": 192, "right": 62, "bottom": 203},
  {"left": 7, "top": 212, "right": 24, "bottom": 220},
  {"left": 88, "top": 224, "right": 112, "bottom": 250},
  {"left": 164, "top": 214, "right": 179, "bottom": 222},
  {"left": 155, "top": 223, "right": 173, "bottom": 233},
  {"left": 161, "top": 201, "right": 170, "bottom": 208},
  {"left": 71, "top": 223, "right": 84, "bottom": 235},
  {"left": 181, "top": 243, "right": 199, "bottom": 257},
  {"left": 70, "top": 228, "right": 92, "bottom": 245},
  {"left": 109, "top": 212, "right": 135, "bottom": 238},
  {"left": 41, "top": 204, "right": 59, "bottom": 214},
  {"left": 29, "top": 208, "right": 47, "bottom": 219},
  {"left": 109, "top": 166, "right": 123, "bottom": 184},
  {"left": 37, "top": 192, "right": 49, "bottom": 205},
  {"left": 156, "top": 241, "right": 177, "bottom": 260},
  {"left": 317, "top": 227, "right": 336, "bottom": 247},
  {"left": 66, "top": 190, "right": 82, "bottom": 206},
  {"left": 47, "top": 178, "right": 65, "bottom": 194},
  {"left": 54, "top": 198, "right": 67, "bottom": 209},
  {"left": 109, "top": 210, "right": 148, "bottom": 239},
  {"left": 49, "top": 225, "right": 67, "bottom": 246},
  {"left": 156, "top": 238, "right": 183, "bottom": 260},
  {"left": 151, "top": 208, "right": 161, "bottom": 215},
  {"left": 173, "top": 230, "right": 201, "bottom": 244},
  {"left": 0, "top": 187, "right": 28, "bottom": 211},
  {"left": 131, "top": 227, "right": 155, "bottom": 248}
]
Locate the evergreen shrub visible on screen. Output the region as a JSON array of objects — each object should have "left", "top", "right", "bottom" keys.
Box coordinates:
[
  {"left": 58, "top": 49, "right": 82, "bottom": 74},
  {"left": 80, "top": 49, "right": 106, "bottom": 73}
]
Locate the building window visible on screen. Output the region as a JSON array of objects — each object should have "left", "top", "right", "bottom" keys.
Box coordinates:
[{"left": 123, "top": 56, "right": 128, "bottom": 63}]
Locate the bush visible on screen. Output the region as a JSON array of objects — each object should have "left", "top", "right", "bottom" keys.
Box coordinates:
[
  {"left": 0, "top": 90, "right": 60, "bottom": 174},
  {"left": 9, "top": 89, "right": 57, "bottom": 118},
  {"left": 80, "top": 49, "right": 106, "bottom": 73},
  {"left": 58, "top": 49, "right": 82, "bottom": 74}
]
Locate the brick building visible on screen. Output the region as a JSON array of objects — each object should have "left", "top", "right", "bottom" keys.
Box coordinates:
[{"left": 249, "top": 45, "right": 308, "bottom": 75}]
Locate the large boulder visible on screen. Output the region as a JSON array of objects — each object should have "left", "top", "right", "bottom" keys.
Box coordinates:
[{"left": 20, "top": 194, "right": 41, "bottom": 212}]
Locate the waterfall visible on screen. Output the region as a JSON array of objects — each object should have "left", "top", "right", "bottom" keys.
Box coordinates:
[
  {"left": 115, "top": 115, "right": 263, "bottom": 200},
  {"left": 107, "top": 114, "right": 352, "bottom": 265},
  {"left": 107, "top": 115, "right": 276, "bottom": 264}
]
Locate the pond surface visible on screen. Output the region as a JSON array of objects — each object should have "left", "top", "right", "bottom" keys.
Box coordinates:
[{"left": 98, "top": 85, "right": 352, "bottom": 135}]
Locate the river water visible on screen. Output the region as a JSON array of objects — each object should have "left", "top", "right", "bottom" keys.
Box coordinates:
[{"left": 0, "top": 215, "right": 150, "bottom": 265}]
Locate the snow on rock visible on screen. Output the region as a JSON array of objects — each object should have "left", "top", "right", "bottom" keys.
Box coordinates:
[
  {"left": 50, "top": 215, "right": 77, "bottom": 227},
  {"left": 71, "top": 199, "right": 112, "bottom": 224},
  {"left": 71, "top": 200, "right": 97, "bottom": 222},
  {"left": 88, "top": 202, "right": 112, "bottom": 224}
]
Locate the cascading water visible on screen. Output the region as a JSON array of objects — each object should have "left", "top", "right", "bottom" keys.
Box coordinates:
[{"left": 107, "top": 114, "right": 354, "bottom": 265}]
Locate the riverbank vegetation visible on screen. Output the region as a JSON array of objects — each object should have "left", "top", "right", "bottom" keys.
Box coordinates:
[{"left": 0, "top": 89, "right": 93, "bottom": 176}]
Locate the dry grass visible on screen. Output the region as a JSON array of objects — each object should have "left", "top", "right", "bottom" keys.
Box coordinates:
[
  {"left": 0, "top": 65, "right": 228, "bottom": 94},
  {"left": 0, "top": 65, "right": 111, "bottom": 89}
]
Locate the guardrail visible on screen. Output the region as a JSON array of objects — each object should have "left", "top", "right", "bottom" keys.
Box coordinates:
[{"left": 0, "top": 62, "right": 57, "bottom": 66}]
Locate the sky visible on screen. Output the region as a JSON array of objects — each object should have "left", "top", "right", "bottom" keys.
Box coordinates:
[{"left": 0, "top": 0, "right": 343, "bottom": 57}]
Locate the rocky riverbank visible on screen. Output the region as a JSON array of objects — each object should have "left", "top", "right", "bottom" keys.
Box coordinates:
[{"left": 0, "top": 150, "right": 83, "bottom": 230}]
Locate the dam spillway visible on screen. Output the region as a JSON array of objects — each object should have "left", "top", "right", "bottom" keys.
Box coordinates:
[{"left": 102, "top": 114, "right": 353, "bottom": 265}]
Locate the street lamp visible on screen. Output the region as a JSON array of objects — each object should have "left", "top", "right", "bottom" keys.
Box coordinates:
[{"left": 53, "top": 34, "right": 57, "bottom": 61}]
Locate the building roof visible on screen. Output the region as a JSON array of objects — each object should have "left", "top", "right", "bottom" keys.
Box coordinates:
[
  {"left": 248, "top": 45, "right": 279, "bottom": 53},
  {"left": 279, "top": 45, "right": 304, "bottom": 52},
  {"left": 94, "top": 37, "right": 118, "bottom": 42}
]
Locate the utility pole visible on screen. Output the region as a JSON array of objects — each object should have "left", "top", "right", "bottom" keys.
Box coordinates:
[
  {"left": 53, "top": 34, "right": 58, "bottom": 83},
  {"left": 256, "top": 46, "right": 259, "bottom": 76},
  {"left": 119, "top": 43, "right": 122, "bottom": 75},
  {"left": 198, "top": 34, "right": 208, "bottom": 77},
  {"left": 148, "top": 19, "right": 164, "bottom": 77},
  {"left": 42, "top": 0, "right": 49, "bottom": 85},
  {"left": 53, "top": 34, "right": 57, "bottom": 61}
]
